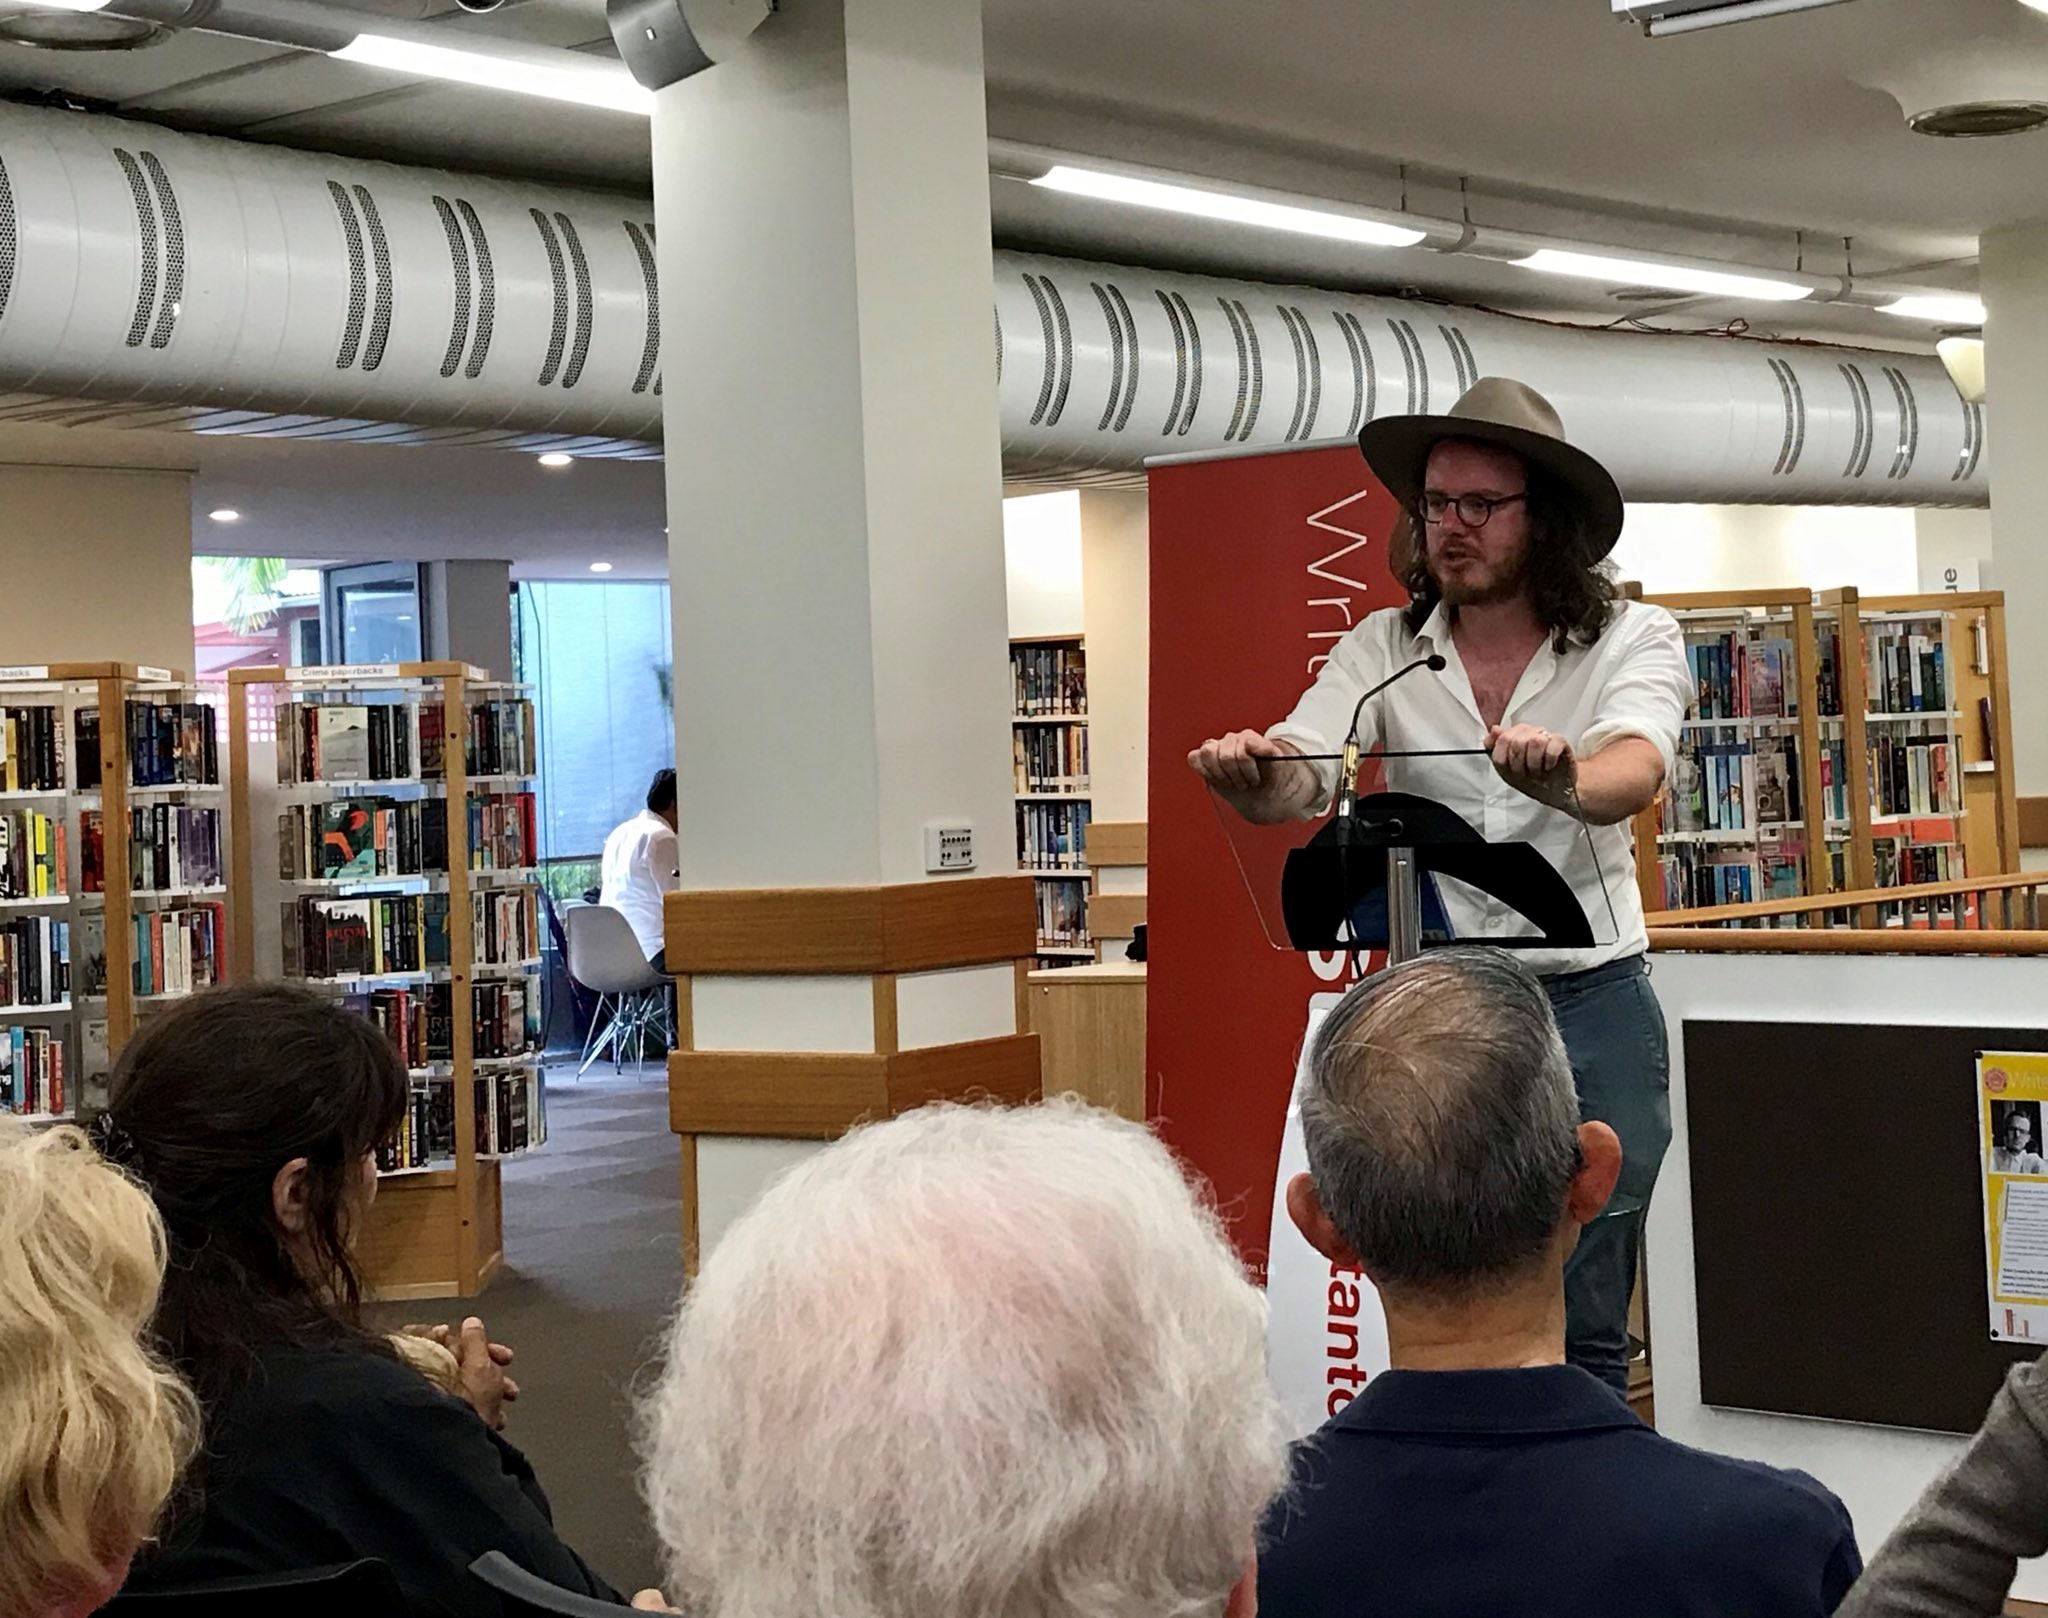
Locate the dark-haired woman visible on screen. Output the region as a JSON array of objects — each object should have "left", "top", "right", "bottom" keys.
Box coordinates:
[{"left": 107, "top": 982, "right": 665, "bottom": 1616}]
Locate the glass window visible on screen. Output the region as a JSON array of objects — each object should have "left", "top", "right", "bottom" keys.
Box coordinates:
[{"left": 324, "top": 562, "right": 424, "bottom": 664}]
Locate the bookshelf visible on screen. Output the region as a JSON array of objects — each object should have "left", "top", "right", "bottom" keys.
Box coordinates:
[
  {"left": 1633, "top": 593, "right": 1830, "bottom": 916},
  {"left": 1818, "top": 589, "right": 2020, "bottom": 927},
  {"left": 226, "top": 662, "right": 545, "bottom": 1300},
  {"left": 1631, "top": 588, "right": 2021, "bottom": 929},
  {"left": 1012, "top": 635, "right": 1094, "bottom": 965},
  {"left": 0, "top": 662, "right": 224, "bottom": 1124}
]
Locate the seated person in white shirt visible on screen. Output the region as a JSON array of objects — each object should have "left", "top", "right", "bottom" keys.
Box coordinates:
[
  {"left": 600, "top": 768, "right": 680, "bottom": 972},
  {"left": 1189, "top": 377, "right": 1693, "bottom": 1397}
]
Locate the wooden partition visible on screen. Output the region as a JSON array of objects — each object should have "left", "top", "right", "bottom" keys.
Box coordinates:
[{"left": 665, "top": 875, "right": 1042, "bottom": 1277}]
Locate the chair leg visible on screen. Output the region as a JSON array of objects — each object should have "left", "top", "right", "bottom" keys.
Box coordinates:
[{"left": 578, "top": 994, "right": 617, "bottom": 1078}]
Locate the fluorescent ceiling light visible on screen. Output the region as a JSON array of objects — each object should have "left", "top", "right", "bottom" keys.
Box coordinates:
[
  {"left": 331, "top": 33, "right": 655, "bottom": 117},
  {"left": 208, "top": 508, "right": 241, "bottom": 524},
  {"left": 1030, "top": 164, "right": 1426, "bottom": 250},
  {"left": 538, "top": 452, "right": 574, "bottom": 468},
  {"left": 1881, "top": 294, "right": 1986, "bottom": 325},
  {"left": 588, "top": 561, "right": 614, "bottom": 573},
  {"left": 1516, "top": 247, "right": 1813, "bottom": 302}
]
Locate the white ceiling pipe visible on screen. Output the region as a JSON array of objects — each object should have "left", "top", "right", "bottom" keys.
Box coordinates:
[{"left": 0, "top": 104, "right": 1988, "bottom": 501}]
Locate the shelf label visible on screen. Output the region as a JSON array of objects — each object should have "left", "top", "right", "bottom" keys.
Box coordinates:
[
  {"left": 299, "top": 664, "right": 402, "bottom": 681},
  {"left": 0, "top": 665, "right": 50, "bottom": 680},
  {"left": 135, "top": 665, "right": 176, "bottom": 683}
]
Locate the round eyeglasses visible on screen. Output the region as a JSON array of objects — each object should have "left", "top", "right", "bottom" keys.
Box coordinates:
[{"left": 1415, "top": 491, "right": 1528, "bottom": 528}]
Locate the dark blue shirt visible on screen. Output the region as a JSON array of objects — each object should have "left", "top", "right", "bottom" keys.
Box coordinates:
[{"left": 1258, "top": 1364, "right": 1861, "bottom": 1618}]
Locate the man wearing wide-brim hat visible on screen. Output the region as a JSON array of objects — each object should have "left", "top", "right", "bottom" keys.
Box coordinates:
[{"left": 1190, "top": 376, "right": 1693, "bottom": 1396}]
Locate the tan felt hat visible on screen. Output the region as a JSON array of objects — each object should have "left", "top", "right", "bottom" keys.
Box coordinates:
[{"left": 1356, "top": 376, "right": 1624, "bottom": 558}]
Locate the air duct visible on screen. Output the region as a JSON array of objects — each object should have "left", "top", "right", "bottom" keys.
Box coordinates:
[{"left": 0, "top": 103, "right": 1989, "bottom": 503}]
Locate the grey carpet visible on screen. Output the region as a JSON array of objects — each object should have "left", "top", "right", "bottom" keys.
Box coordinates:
[{"left": 368, "top": 1059, "right": 682, "bottom": 1597}]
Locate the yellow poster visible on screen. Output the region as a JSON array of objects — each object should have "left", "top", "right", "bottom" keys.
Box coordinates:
[{"left": 1980, "top": 1051, "right": 2048, "bottom": 1343}]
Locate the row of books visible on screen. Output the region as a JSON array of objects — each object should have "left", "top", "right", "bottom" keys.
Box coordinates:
[
  {"left": 281, "top": 888, "right": 540, "bottom": 980},
  {"left": 467, "top": 700, "right": 537, "bottom": 779},
  {"left": 283, "top": 894, "right": 448, "bottom": 979},
  {"left": 467, "top": 792, "right": 538, "bottom": 872},
  {"left": 0, "top": 809, "right": 64, "bottom": 900},
  {"left": 92, "top": 701, "right": 220, "bottom": 788},
  {"left": 1664, "top": 737, "right": 1801, "bottom": 834},
  {"left": 375, "top": 1068, "right": 547, "bottom": 1171},
  {"left": 0, "top": 706, "right": 64, "bottom": 792},
  {"left": 81, "top": 805, "right": 223, "bottom": 894},
  {"left": 1873, "top": 831, "right": 1965, "bottom": 890},
  {"left": 1655, "top": 841, "right": 1805, "bottom": 912},
  {"left": 1686, "top": 633, "right": 1798, "bottom": 721},
  {"left": 1035, "top": 878, "right": 1090, "bottom": 949},
  {"left": 1013, "top": 726, "right": 1090, "bottom": 795},
  {"left": 1011, "top": 644, "right": 1087, "bottom": 716},
  {"left": 279, "top": 800, "right": 451, "bottom": 882},
  {"left": 1866, "top": 625, "right": 1949, "bottom": 714},
  {"left": 277, "top": 702, "right": 414, "bottom": 784},
  {"left": 277, "top": 699, "right": 538, "bottom": 785},
  {"left": 131, "top": 904, "right": 224, "bottom": 998},
  {"left": 0, "top": 916, "right": 69, "bottom": 1007},
  {"left": 1872, "top": 736, "right": 1958, "bottom": 819},
  {"left": 1017, "top": 799, "right": 1093, "bottom": 871},
  {"left": 0, "top": 1026, "right": 65, "bottom": 1117},
  {"left": 346, "top": 980, "right": 542, "bottom": 1067}
]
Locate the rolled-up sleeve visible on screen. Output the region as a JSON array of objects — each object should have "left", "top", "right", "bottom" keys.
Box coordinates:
[
  {"left": 1267, "top": 618, "right": 1394, "bottom": 808},
  {"left": 1579, "top": 605, "right": 1693, "bottom": 784}
]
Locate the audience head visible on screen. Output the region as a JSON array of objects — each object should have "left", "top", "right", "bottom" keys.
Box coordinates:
[
  {"left": 640, "top": 1099, "right": 1289, "bottom": 1618},
  {"left": 104, "top": 982, "right": 409, "bottom": 1404},
  {"left": 646, "top": 767, "right": 677, "bottom": 823},
  {"left": 1288, "top": 947, "right": 1621, "bottom": 1303},
  {"left": 0, "top": 1115, "right": 197, "bottom": 1618}
]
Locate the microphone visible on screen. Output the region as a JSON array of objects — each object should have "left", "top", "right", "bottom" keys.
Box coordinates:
[{"left": 1336, "top": 654, "right": 1448, "bottom": 819}]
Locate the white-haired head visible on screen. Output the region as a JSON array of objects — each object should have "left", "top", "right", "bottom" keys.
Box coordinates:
[{"left": 638, "top": 1098, "right": 1289, "bottom": 1618}]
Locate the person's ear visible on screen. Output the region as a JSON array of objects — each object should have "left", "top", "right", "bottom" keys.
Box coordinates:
[
  {"left": 1286, "top": 1173, "right": 1365, "bottom": 1271},
  {"left": 1566, "top": 1123, "right": 1622, "bottom": 1229},
  {"left": 1223, "top": 1553, "right": 1258, "bottom": 1618},
  {"left": 271, "top": 1156, "right": 313, "bottom": 1235}
]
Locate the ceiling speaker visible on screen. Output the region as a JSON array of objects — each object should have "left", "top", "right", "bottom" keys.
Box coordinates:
[{"left": 609, "top": 0, "right": 773, "bottom": 90}]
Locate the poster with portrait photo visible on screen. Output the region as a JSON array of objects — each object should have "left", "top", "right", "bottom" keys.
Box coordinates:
[{"left": 1979, "top": 1054, "right": 2048, "bottom": 1343}]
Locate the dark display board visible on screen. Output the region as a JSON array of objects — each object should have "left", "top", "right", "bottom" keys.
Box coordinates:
[{"left": 1686, "top": 1018, "right": 2037, "bottom": 1433}]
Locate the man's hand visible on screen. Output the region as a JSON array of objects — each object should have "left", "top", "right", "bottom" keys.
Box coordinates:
[
  {"left": 1188, "top": 731, "right": 1311, "bottom": 824},
  {"left": 449, "top": 1316, "right": 520, "bottom": 1431},
  {"left": 1487, "top": 723, "right": 1576, "bottom": 812}
]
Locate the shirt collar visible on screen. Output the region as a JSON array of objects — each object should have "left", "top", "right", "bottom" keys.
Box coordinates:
[
  {"left": 1330, "top": 1365, "right": 1643, "bottom": 1439},
  {"left": 1415, "top": 599, "right": 1454, "bottom": 651}
]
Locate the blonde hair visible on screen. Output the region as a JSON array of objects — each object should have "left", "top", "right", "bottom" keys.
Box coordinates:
[{"left": 0, "top": 1116, "right": 198, "bottom": 1615}]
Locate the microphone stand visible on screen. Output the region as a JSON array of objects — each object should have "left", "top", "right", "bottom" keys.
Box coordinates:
[{"left": 1330, "top": 653, "right": 1447, "bottom": 966}]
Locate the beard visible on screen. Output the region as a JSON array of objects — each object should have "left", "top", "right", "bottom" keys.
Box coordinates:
[{"left": 1429, "top": 548, "right": 1529, "bottom": 608}]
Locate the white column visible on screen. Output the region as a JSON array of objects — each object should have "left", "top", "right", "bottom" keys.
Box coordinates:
[
  {"left": 423, "top": 560, "right": 512, "bottom": 675},
  {"left": 653, "top": 0, "right": 1013, "bottom": 894},
  {"left": 1982, "top": 224, "right": 2048, "bottom": 799}
]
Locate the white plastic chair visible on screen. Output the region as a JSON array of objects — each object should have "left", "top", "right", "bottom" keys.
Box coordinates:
[{"left": 562, "top": 902, "right": 669, "bottom": 1076}]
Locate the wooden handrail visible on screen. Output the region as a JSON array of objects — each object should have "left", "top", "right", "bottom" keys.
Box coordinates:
[
  {"left": 1644, "top": 872, "right": 2048, "bottom": 927},
  {"left": 1651, "top": 927, "right": 2048, "bottom": 956}
]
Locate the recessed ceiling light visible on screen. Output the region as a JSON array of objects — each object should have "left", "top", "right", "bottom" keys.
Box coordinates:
[
  {"left": 589, "top": 561, "right": 613, "bottom": 573},
  {"left": 538, "top": 453, "right": 574, "bottom": 469},
  {"left": 1880, "top": 294, "right": 1987, "bottom": 326},
  {"left": 1516, "top": 248, "right": 1813, "bottom": 303},
  {"left": 1030, "top": 164, "right": 1426, "bottom": 250},
  {"left": 209, "top": 508, "right": 241, "bottom": 523}
]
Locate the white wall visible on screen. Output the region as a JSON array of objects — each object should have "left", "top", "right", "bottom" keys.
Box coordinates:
[
  {"left": 1916, "top": 507, "right": 1995, "bottom": 594},
  {"left": 1004, "top": 489, "right": 1085, "bottom": 638},
  {"left": 1614, "top": 504, "right": 1921, "bottom": 597},
  {"left": 1079, "top": 489, "right": 1149, "bottom": 822}
]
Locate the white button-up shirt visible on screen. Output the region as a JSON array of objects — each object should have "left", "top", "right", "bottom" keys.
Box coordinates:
[
  {"left": 599, "top": 808, "right": 680, "bottom": 961},
  {"left": 1268, "top": 598, "right": 1691, "bottom": 975}
]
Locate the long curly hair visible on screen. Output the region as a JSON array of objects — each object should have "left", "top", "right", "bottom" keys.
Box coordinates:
[{"left": 1394, "top": 460, "right": 1618, "bottom": 651}]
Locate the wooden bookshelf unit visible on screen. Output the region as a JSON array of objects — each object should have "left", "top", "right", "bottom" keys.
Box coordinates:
[
  {"left": 226, "top": 662, "right": 545, "bottom": 1301},
  {"left": 0, "top": 661, "right": 225, "bottom": 1125},
  {"left": 1012, "top": 634, "right": 1094, "bottom": 965}
]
